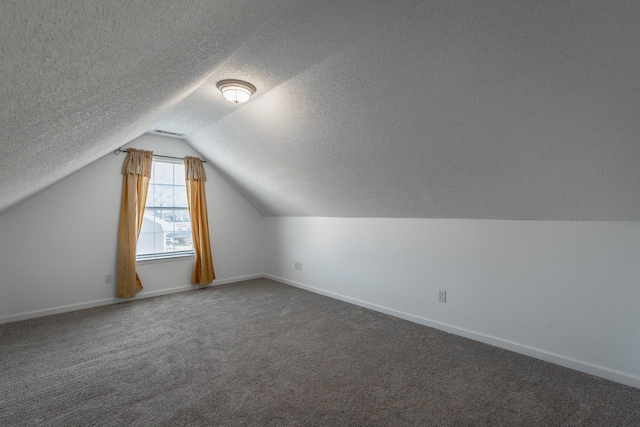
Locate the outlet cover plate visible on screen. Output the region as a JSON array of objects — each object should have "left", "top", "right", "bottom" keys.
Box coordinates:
[{"left": 438, "top": 290, "right": 446, "bottom": 303}]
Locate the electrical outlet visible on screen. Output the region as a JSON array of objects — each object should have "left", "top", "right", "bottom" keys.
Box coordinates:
[
  {"left": 105, "top": 274, "right": 113, "bottom": 284},
  {"left": 438, "top": 290, "right": 446, "bottom": 303},
  {"left": 299, "top": 262, "right": 302, "bottom": 271}
]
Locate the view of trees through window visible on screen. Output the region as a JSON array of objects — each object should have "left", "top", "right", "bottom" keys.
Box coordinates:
[{"left": 137, "top": 160, "right": 194, "bottom": 257}]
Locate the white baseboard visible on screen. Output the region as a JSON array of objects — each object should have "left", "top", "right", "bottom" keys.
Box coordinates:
[
  {"left": 0, "top": 273, "right": 264, "bottom": 325},
  {"left": 264, "top": 274, "right": 640, "bottom": 390},
  {"left": 209, "top": 273, "right": 264, "bottom": 286},
  {"left": 0, "top": 297, "right": 117, "bottom": 324},
  {"left": 5, "top": 272, "right": 638, "bottom": 390}
]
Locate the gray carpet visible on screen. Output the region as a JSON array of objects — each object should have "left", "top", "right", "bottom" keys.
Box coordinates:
[{"left": 1, "top": 278, "right": 638, "bottom": 426}]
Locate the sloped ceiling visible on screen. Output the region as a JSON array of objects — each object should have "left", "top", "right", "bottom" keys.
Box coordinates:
[{"left": 1, "top": 1, "right": 639, "bottom": 219}]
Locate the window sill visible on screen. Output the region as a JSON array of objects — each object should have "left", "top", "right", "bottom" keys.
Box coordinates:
[{"left": 136, "top": 252, "right": 195, "bottom": 265}]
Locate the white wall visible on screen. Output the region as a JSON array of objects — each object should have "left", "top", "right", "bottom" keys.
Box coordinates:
[
  {"left": 0, "top": 134, "right": 264, "bottom": 322},
  {"left": 263, "top": 217, "right": 640, "bottom": 388}
]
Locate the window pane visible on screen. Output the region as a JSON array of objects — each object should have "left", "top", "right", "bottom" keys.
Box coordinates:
[
  {"left": 146, "top": 184, "right": 155, "bottom": 207},
  {"left": 154, "top": 162, "right": 174, "bottom": 185},
  {"left": 174, "top": 164, "right": 186, "bottom": 186},
  {"left": 151, "top": 184, "right": 174, "bottom": 207},
  {"left": 137, "top": 209, "right": 163, "bottom": 255},
  {"left": 174, "top": 186, "right": 188, "bottom": 207},
  {"left": 164, "top": 208, "right": 192, "bottom": 252}
]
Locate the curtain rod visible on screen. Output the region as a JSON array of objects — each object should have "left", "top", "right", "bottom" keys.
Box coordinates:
[{"left": 114, "top": 148, "right": 206, "bottom": 163}]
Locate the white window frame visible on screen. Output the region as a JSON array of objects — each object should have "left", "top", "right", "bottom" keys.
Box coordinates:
[{"left": 136, "top": 158, "right": 195, "bottom": 261}]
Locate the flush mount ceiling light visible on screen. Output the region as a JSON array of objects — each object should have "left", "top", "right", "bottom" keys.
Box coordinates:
[{"left": 216, "top": 79, "right": 256, "bottom": 104}]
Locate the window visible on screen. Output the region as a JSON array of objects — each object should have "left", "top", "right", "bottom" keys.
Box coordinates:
[{"left": 137, "top": 160, "right": 194, "bottom": 259}]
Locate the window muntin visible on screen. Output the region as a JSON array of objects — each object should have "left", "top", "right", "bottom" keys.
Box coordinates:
[{"left": 136, "top": 160, "right": 194, "bottom": 258}]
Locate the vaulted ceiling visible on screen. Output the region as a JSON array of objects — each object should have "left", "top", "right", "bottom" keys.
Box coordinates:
[{"left": 1, "top": 1, "right": 639, "bottom": 219}]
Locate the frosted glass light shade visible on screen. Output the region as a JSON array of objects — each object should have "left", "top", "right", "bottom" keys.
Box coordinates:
[{"left": 216, "top": 79, "right": 256, "bottom": 104}]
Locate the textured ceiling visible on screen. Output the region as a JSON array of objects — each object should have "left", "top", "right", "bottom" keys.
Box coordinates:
[{"left": 1, "top": 1, "right": 639, "bottom": 219}]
